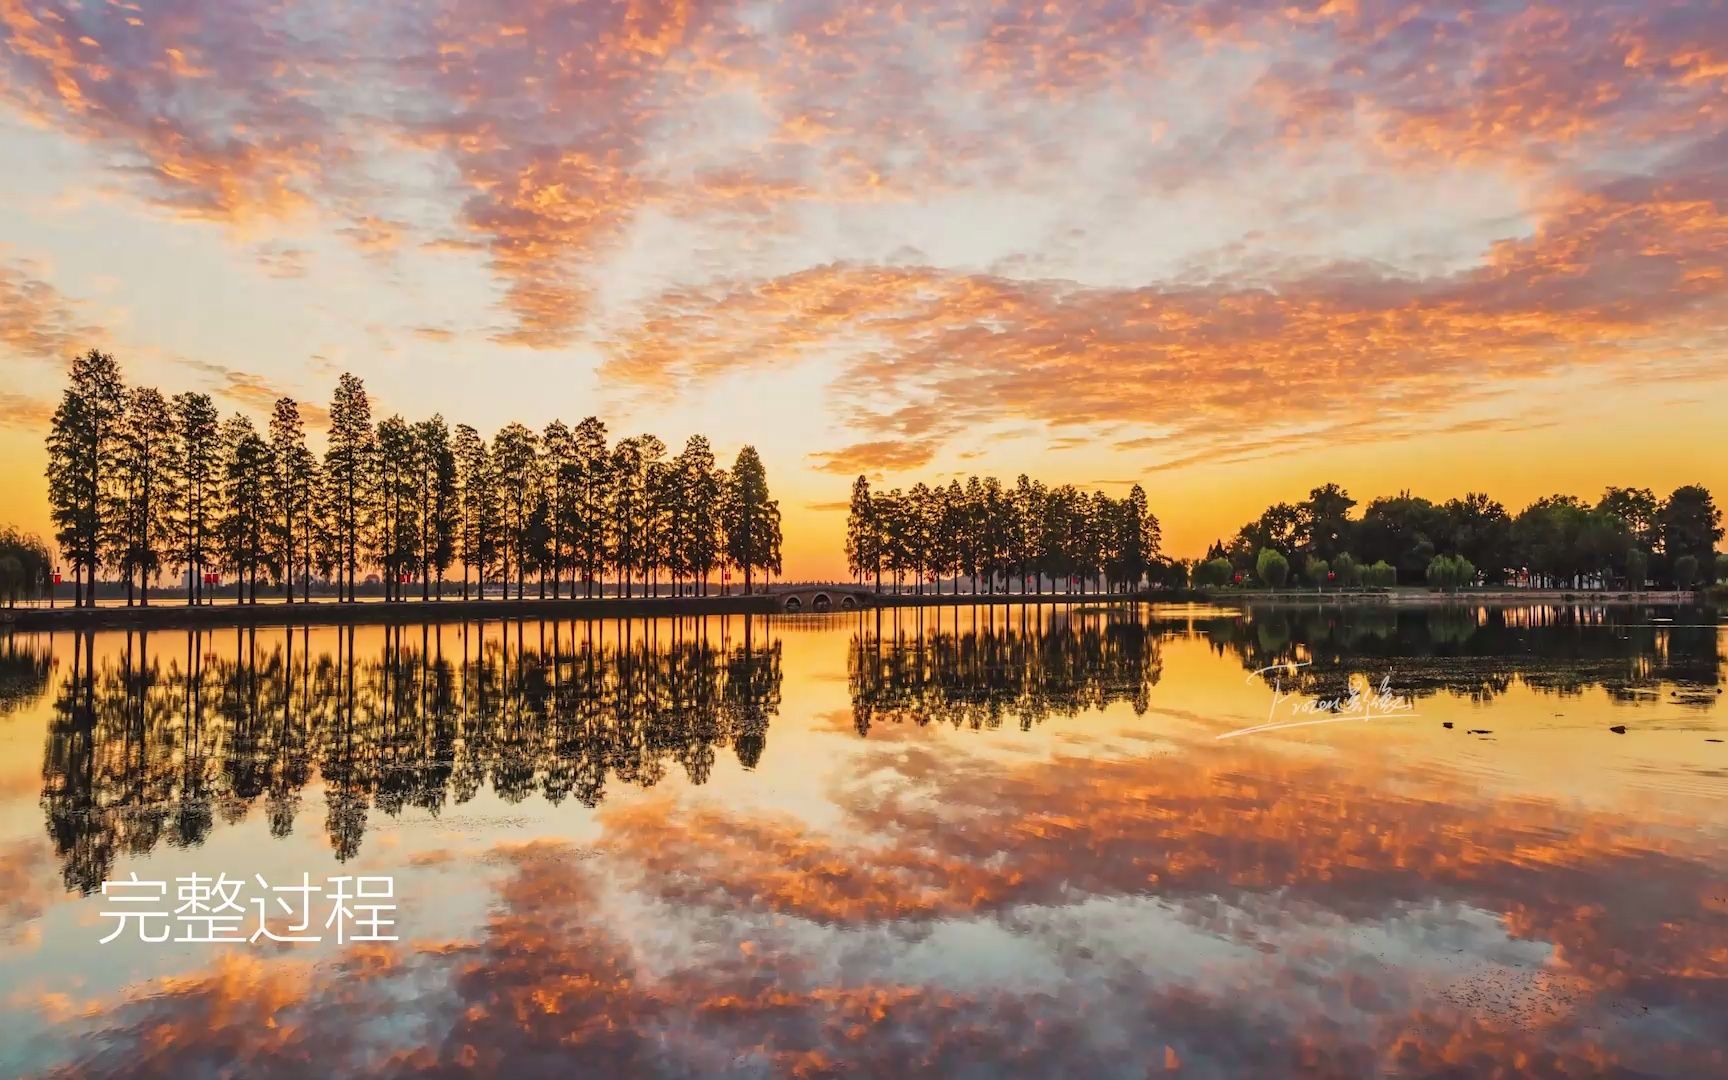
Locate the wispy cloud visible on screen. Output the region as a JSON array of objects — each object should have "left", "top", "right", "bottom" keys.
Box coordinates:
[{"left": 0, "top": 258, "right": 98, "bottom": 362}]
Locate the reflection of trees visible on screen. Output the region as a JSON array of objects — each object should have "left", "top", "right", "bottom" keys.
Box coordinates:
[
  {"left": 0, "top": 634, "right": 51, "bottom": 716},
  {"left": 1210, "top": 606, "right": 1722, "bottom": 704},
  {"left": 849, "top": 607, "right": 1162, "bottom": 734},
  {"left": 40, "top": 619, "right": 783, "bottom": 891}
]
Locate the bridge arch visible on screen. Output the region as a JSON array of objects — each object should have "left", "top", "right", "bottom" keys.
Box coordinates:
[{"left": 772, "top": 586, "right": 873, "bottom": 613}]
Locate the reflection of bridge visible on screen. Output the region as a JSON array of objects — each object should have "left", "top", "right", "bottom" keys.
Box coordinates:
[{"left": 762, "top": 585, "right": 877, "bottom": 613}]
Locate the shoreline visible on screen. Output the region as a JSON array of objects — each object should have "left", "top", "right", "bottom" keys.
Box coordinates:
[{"left": 0, "top": 587, "right": 1705, "bottom": 631}]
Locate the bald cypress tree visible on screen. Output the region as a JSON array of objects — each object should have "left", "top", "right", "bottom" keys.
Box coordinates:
[
  {"left": 453, "top": 424, "right": 495, "bottom": 599},
  {"left": 170, "top": 392, "right": 221, "bottom": 605},
  {"left": 46, "top": 349, "right": 126, "bottom": 606},
  {"left": 268, "top": 398, "right": 316, "bottom": 603},
  {"left": 569, "top": 417, "right": 612, "bottom": 598},
  {"left": 845, "top": 475, "right": 880, "bottom": 591},
  {"left": 723, "top": 446, "right": 781, "bottom": 594},
  {"left": 109, "top": 386, "right": 175, "bottom": 605},
  {"left": 217, "top": 414, "right": 271, "bottom": 603},
  {"left": 323, "top": 373, "right": 373, "bottom": 602},
  {"left": 415, "top": 415, "right": 457, "bottom": 600},
  {"left": 491, "top": 422, "right": 540, "bottom": 600}
]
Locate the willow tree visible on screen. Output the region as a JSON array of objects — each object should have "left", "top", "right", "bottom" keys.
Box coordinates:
[
  {"left": 46, "top": 349, "right": 126, "bottom": 606},
  {"left": 0, "top": 528, "right": 52, "bottom": 606},
  {"left": 109, "top": 386, "right": 175, "bottom": 605},
  {"left": 723, "top": 446, "right": 780, "bottom": 594},
  {"left": 268, "top": 398, "right": 316, "bottom": 602},
  {"left": 323, "top": 373, "right": 374, "bottom": 602},
  {"left": 170, "top": 391, "right": 221, "bottom": 604}
]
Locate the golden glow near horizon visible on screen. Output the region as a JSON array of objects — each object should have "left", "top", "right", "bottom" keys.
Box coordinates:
[{"left": 3, "top": 0, "right": 1728, "bottom": 576}]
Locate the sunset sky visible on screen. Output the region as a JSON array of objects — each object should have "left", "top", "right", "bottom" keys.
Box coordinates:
[{"left": 3, "top": 0, "right": 1726, "bottom": 578}]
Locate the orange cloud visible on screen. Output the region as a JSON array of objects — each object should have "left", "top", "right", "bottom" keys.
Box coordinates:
[
  {"left": 0, "top": 390, "right": 56, "bottom": 429},
  {"left": 604, "top": 165, "right": 1728, "bottom": 472},
  {"left": 0, "top": 257, "right": 98, "bottom": 362},
  {"left": 0, "top": 0, "right": 331, "bottom": 222},
  {"left": 177, "top": 359, "right": 332, "bottom": 426}
]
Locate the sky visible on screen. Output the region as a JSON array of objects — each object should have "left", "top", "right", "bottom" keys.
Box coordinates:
[{"left": 2, "top": 0, "right": 1726, "bottom": 579}]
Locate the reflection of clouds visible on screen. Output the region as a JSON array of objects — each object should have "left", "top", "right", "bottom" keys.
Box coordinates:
[
  {"left": 12, "top": 613, "right": 1728, "bottom": 1076},
  {"left": 39, "top": 825, "right": 1721, "bottom": 1078},
  {"left": 0, "top": 838, "right": 58, "bottom": 945},
  {"left": 597, "top": 732, "right": 1728, "bottom": 1046}
]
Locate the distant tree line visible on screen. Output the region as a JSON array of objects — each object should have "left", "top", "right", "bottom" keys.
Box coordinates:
[
  {"left": 42, "top": 350, "right": 783, "bottom": 606},
  {"left": 1196, "top": 483, "right": 1724, "bottom": 592},
  {"left": 844, "top": 475, "right": 1165, "bottom": 594}
]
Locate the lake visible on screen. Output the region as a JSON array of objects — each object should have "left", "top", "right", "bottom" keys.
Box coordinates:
[{"left": 1, "top": 604, "right": 1724, "bottom": 1078}]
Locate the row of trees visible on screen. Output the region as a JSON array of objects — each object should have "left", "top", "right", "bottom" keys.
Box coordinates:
[
  {"left": 1208, "top": 483, "right": 1723, "bottom": 590},
  {"left": 43, "top": 351, "right": 784, "bottom": 606},
  {"left": 844, "top": 475, "right": 1163, "bottom": 594}
]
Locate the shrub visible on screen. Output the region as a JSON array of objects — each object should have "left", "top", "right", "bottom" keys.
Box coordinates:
[{"left": 1256, "top": 548, "right": 1290, "bottom": 589}]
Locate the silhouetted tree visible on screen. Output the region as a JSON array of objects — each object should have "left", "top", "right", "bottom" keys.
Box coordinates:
[
  {"left": 109, "top": 386, "right": 175, "bottom": 604},
  {"left": 1659, "top": 485, "right": 1722, "bottom": 582},
  {"left": 541, "top": 421, "right": 574, "bottom": 597},
  {"left": 372, "top": 415, "right": 419, "bottom": 601},
  {"left": 323, "top": 374, "right": 374, "bottom": 602},
  {"left": 569, "top": 417, "right": 611, "bottom": 598},
  {"left": 674, "top": 435, "right": 722, "bottom": 595},
  {"left": 491, "top": 422, "right": 540, "bottom": 600},
  {"left": 47, "top": 349, "right": 126, "bottom": 605},
  {"left": 724, "top": 446, "right": 780, "bottom": 593},
  {"left": 415, "top": 416, "right": 458, "bottom": 599},
  {"left": 0, "top": 528, "right": 51, "bottom": 606},
  {"left": 170, "top": 391, "right": 221, "bottom": 605},
  {"left": 216, "top": 415, "right": 271, "bottom": 603},
  {"left": 268, "top": 398, "right": 316, "bottom": 602},
  {"left": 454, "top": 424, "right": 496, "bottom": 599}
]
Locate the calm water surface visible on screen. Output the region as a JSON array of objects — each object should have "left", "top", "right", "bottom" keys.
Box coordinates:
[{"left": 1, "top": 604, "right": 1724, "bottom": 1078}]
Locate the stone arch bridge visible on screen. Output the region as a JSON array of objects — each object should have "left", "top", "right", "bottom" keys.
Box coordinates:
[{"left": 762, "top": 585, "right": 877, "bottom": 613}]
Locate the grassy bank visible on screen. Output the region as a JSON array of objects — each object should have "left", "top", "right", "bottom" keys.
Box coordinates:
[
  {"left": 1, "top": 593, "right": 782, "bottom": 631},
  {"left": 2, "top": 585, "right": 1707, "bottom": 632}
]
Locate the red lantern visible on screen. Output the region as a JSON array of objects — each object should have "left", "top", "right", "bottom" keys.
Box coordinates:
[
  {"left": 52, "top": 572, "right": 62, "bottom": 585},
  {"left": 399, "top": 573, "right": 410, "bottom": 584},
  {"left": 1327, "top": 571, "right": 1336, "bottom": 581}
]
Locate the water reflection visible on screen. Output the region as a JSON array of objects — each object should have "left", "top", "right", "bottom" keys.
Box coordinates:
[
  {"left": 39, "top": 619, "right": 782, "bottom": 891},
  {"left": 0, "top": 634, "right": 50, "bottom": 716},
  {"left": 1208, "top": 605, "right": 1723, "bottom": 704},
  {"left": 848, "top": 606, "right": 1164, "bottom": 734},
  {"left": 4, "top": 606, "right": 1725, "bottom": 1078}
]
